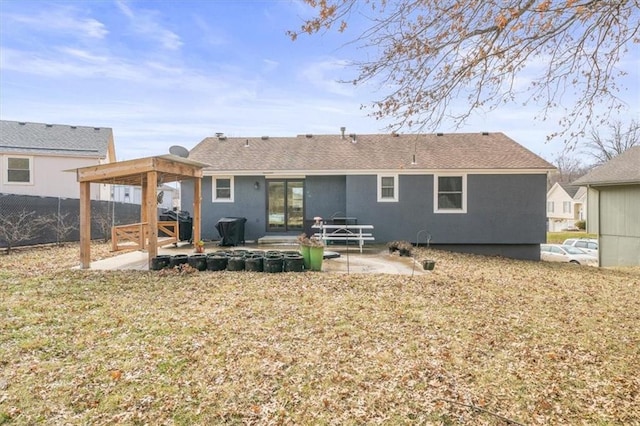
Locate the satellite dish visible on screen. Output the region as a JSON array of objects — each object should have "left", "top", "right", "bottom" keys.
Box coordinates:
[{"left": 169, "top": 145, "right": 189, "bottom": 158}]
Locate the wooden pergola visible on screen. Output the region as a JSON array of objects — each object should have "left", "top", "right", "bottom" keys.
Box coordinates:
[{"left": 75, "top": 154, "right": 206, "bottom": 269}]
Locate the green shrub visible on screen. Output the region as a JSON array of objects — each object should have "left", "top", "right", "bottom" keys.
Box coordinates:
[{"left": 575, "top": 220, "right": 586, "bottom": 230}]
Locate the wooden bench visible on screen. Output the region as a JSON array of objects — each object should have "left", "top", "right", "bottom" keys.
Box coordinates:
[{"left": 313, "top": 224, "right": 375, "bottom": 253}]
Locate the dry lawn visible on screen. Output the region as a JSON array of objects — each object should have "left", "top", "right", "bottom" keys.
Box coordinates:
[{"left": 1, "top": 243, "right": 639, "bottom": 425}]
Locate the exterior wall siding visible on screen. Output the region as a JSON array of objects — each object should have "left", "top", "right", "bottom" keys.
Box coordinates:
[
  {"left": 345, "top": 173, "right": 546, "bottom": 245},
  {"left": 186, "top": 172, "right": 547, "bottom": 260},
  {"left": 0, "top": 154, "right": 102, "bottom": 199},
  {"left": 598, "top": 185, "right": 640, "bottom": 267}
]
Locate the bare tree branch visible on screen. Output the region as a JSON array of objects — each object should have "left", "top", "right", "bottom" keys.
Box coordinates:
[
  {"left": 584, "top": 119, "right": 640, "bottom": 164},
  {"left": 290, "top": 0, "right": 639, "bottom": 144}
]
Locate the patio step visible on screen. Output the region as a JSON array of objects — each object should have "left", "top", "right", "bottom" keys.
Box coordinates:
[{"left": 257, "top": 235, "right": 298, "bottom": 245}]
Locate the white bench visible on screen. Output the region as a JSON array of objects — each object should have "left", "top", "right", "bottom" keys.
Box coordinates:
[{"left": 312, "top": 224, "right": 375, "bottom": 253}]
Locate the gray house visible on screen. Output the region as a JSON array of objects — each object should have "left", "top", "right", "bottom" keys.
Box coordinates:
[
  {"left": 182, "top": 131, "right": 554, "bottom": 260},
  {"left": 573, "top": 146, "right": 640, "bottom": 267}
]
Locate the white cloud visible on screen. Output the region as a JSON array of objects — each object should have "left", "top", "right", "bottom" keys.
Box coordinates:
[
  {"left": 300, "top": 58, "right": 354, "bottom": 96},
  {"left": 115, "top": 0, "right": 182, "bottom": 50},
  {"left": 5, "top": 8, "right": 108, "bottom": 39}
]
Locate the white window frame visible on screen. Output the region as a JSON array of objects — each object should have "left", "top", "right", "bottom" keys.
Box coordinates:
[
  {"left": 212, "top": 176, "right": 234, "bottom": 203},
  {"left": 377, "top": 174, "right": 398, "bottom": 202},
  {"left": 4, "top": 155, "right": 33, "bottom": 185},
  {"left": 547, "top": 201, "right": 554, "bottom": 213},
  {"left": 434, "top": 174, "right": 467, "bottom": 214},
  {"left": 563, "top": 201, "right": 571, "bottom": 214}
]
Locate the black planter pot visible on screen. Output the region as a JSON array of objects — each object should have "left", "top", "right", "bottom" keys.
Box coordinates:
[
  {"left": 263, "top": 254, "right": 283, "bottom": 273},
  {"left": 206, "top": 254, "right": 228, "bottom": 271},
  {"left": 188, "top": 254, "right": 207, "bottom": 271},
  {"left": 283, "top": 254, "right": 305, "bottom": 272},
  {"left": 399, "top": 249, "right": 412, "bottom": 257},
  {"left": 244, "top": 255, "right": 264, "bottom": 272},
  {"left": 226, "top": 256, "right": 246, "bottom": 271},
  {"left": 422, "top": 259, "right": 436, "bottom": 271},
  {"left": 169, "top": 254, "right": 189, "bottom": 268},
  {"left": 150, "top": 255, "right": 171, "bottom": 270}
]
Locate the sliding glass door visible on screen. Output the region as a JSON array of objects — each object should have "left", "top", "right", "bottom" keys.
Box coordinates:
[{"left": 267, "top": 180, "right": 304, "bottom": 232}]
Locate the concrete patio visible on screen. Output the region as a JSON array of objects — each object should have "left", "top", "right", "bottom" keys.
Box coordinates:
[{"left": 85, "top": 241, "right": 429, "bottom": 275}]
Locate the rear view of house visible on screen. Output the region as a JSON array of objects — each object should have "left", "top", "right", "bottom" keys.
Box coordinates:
[
  {"left": 546, "top": 182, "right": 587, "bottom": 231},
  {"left": 183, "top": 131, "right": 555, "bottom": 260}
]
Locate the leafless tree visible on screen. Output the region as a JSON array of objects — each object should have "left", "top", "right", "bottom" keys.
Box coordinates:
[
  {"left": 290, "top": 1, "right": 639, "bottom": 144},
  {"left": 46, "top": 211, "right": 79, "bottom": 247},
  {"left": 584, "top": 119, "right": 640, "bottom": 164},
  {"left": 92, "top": 206, "right": 113, "bottom": 243},
  {"left": 0, "top": 210, "right": 49, "bottom": 255},
  {"left": 548, "top": 151, "right": 592, "bottom": 188}
]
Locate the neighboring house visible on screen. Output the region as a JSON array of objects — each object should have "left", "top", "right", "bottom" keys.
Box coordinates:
[
  {"left": 183, "top": 131, "right": 555, "bottom": 260},
  {"left": 111, "top": 183, "right": 179, "bottom": 211},
  {"left": 0, "top": 120, "right": 115, "bottom": 200},
  {"left": 573, "top": 146, "right": 640, "bottom": 267},
  {"left": 546, "top": 182, "right": 587, "bottom": 231}
]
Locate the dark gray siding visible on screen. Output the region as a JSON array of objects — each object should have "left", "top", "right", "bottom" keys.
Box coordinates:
[
  {"left": 304, "top": 175, "right": 346, "bottom": 223},
  {"left": 344, "top": 173, "right": 546, "bottom": 260},
  {"left": 182, "top": 176, "right": 267, "bottom": 241},
  {"left": 186, "top": 173, "right": 547, "bottom": 260}
]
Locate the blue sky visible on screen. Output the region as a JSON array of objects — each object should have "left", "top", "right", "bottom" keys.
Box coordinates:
[{"left": 1, "top": 0, "right": 638, "bottom": 162}]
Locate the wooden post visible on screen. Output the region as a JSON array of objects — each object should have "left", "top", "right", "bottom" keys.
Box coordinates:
[
  {"left": 140, "top": 178, "right": 148, "bottom": 250},
  {"left": 79, "top": 182, "right": 91, "bottom": 269},
  {"left": 193, "top": 177, "right": 202, "bottom": 244},
  {"left": 147, "top": 171, "right": 158, "bottom": 267}
]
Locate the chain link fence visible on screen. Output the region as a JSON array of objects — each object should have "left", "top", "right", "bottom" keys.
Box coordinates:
[{"left": 0, "top": 193, "right": 143, "bottom": 252}]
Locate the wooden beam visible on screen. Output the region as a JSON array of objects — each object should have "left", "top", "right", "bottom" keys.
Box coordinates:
[
  {"left": 146, "top": 171, "right": 158, "bottom": 268},
  {"left": 193, "top": 177, "right": 202, "bottom": 244},
  {"left": 79, "top": 182, "right": 91, "bottom": 269}
]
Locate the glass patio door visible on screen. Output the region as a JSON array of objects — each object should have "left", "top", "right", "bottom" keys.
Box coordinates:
[{"left": 267, "top": 180, "right": 304, "bottom": 232}]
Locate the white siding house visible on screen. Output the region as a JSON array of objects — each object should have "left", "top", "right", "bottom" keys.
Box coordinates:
[
  {"left": 0, "top": 120, "right": 116, "bottom": 200},
  {"left": 546, "top": 182, "right": 586, "bottom": 232}
]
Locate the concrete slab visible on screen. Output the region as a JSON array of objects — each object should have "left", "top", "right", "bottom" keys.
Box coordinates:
[{"left": 82, "top": 242, "right": 429, "bottom": 275}]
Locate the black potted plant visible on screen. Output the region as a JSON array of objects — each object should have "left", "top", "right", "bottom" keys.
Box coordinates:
[{"left": 397, "top": 241, "right": 413, "bottom": 257}]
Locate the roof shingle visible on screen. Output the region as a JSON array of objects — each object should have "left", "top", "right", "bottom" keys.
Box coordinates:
[
  {"left": 573, "top": 146, "right": 640, "bottom": 186},
  {"left": 188, "top": 132, "right": 554, "bottom": 173},
  {"left": 0, "top": 120, "right": 113, "bottom": 158}
]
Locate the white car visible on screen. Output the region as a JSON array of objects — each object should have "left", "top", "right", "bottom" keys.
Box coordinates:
[
  {"left": 563, "top": 238, "right": 598, "bottom": 255},
  {"left": 541, "top": 244, "right": 598, "bottom": 266}
]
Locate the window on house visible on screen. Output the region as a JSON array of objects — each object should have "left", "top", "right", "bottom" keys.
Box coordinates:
[
  {"left": 435, "top": 175, "right": 466, "bottom": 213},
  {"left": 563, "top": 201, "right": 571, "bottom": 213},
  {"left": 6, "top": 156, "right": 32, "bottom": 184},
  {"left": 213, "top": 177, "right": 234, "bottom": 202},
  {"left": 377, "top": 174, "right": 398, "bottom": 202},
  {"left": 547, "top": 201, "right": 554, "bottom": 213}
]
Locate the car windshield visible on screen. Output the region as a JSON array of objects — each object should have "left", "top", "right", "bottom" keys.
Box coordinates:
[{"left": 563, "top": 246, "right": 587, "bottom": 255}]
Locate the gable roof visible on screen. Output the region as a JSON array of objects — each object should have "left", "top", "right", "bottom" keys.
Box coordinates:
[
  {"left": 573, "top": 146, "right": 640, "bottom": 186},
  {"left": 0, "top": 120, "right": 114, "bottom": 159},
  {"left": 189, "top": 132, "right": 554, "bottom": 174},
  {"left": 559, "top": 183, "right": 581, "bottom": 198}
]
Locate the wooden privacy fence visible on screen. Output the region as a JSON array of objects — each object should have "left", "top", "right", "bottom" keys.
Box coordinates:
[{"left": 111, "top": 220, "right": 178, "bottom": 251}]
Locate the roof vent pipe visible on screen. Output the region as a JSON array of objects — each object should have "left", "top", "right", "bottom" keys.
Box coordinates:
[
  {"left": 244, "top": 139, "right": 249, "bottom": 147},
  {"left": 350, "top": 133, "right": 357, "bottom": 143},
  {"left": 482, "top": 132, "right": 489, "bottom": 136},
  {"left": 412, "top": 154, "right": 416, "bottom": 165},
  {"left": 215, "top": 132, "right": 224, "bottom": 138},
  {"left": 340, "top": 126, "right": 346, "bottom": 139},
  {"left": 436, "top": 132, "right": 444, "bottom": 136}
]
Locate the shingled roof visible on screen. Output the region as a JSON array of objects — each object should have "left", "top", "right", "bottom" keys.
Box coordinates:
[
  {"left": 573, "top": 146, "right": 640, "bottom": 186},
  {"left": 0, "top": 120, "right": 114, "bottom": 158},
  {"left": 188, "top": 132, "right": 554, "bottom": 174}
]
